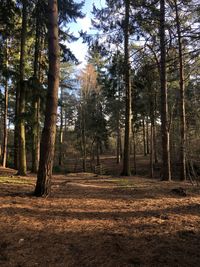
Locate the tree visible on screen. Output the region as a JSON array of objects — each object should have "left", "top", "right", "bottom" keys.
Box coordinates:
[
  {"left": 17, "top": 0, "right": 28, "bottom": 175},
  {"left": 159, "top": 0, "right": 171, "bottom": 180},
  {"left": 31, "top": 0, "right": 44, "bottom": 173},
  {"left": 121, "top": 0, "right": 132, "bottom": 176},
  {"left": 174, "top": 0, "right": 186, "bottom": 180},
  {"left": 34, "top": 0, "right": 60, "bottom": 196},
  {"left": 2, "top": 39, "right": 8, "bottom": 168}
]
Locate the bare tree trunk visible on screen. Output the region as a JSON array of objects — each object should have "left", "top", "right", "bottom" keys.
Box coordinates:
[
  {"left": 14, "top": 92, "right": 19, "bottom": 170},
  {"left": 146, "top": 118, "right": 149, "bottom": 154},
  {"left": 143, "top": 118, "right": 147, "bottom": 156},
  {"left": 81, "top": 102, "right": 86, "bottom": 172},
  {"left": 116, "top": 122, "right": 121, "bottom": 164},
  {"left": 34, "top": 0, "right": 60, "bottom": 197},
  {"left": 32, "top": 4, "right": 41, "bottom": 173},
  {"left": 59, "top": 88, "right": 63, "bottom": 166},
  {"left": 174, "top": 0, "right": 186, "bottom": 181},
  {"left": 153, "top": 92, "right": 158, "bottom": 164},
  {"left": 18, "top": 0, "right": 27, "bottom": 176},
  {"left": 122, "top": 0, "right": 131, "bottom": 176},
  {"left": 149, "top": 87, "right": 155, "bottom": 178},
  {"left": 160, "top": 0, "right": 171, "bottom": 180},
  {"left": 131, "top": 122, "right": 137, "bottom": 174},
  {"left": 150, "top": 123, "right": 154, "bottom": 178},
  {"left": 2, "top": 39, "right": 8, "bottom": 168}
]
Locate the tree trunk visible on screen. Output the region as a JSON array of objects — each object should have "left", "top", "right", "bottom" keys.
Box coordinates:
[
  {"left": 131, "top": 122, "right": 137, "bottom": 175},
  {"left": 18, "top": 0, "right": 28, "bottom": 175},
  {"left": 14, "top": 92, "right": 19, "bottom": 170},
  {"left": 153, "top": 92, "right": 158, "bottom": 164},
  {"left": 150, "top": 123, "right": 154, "bottom": 178},
  {"left": 34, "top": 0, "right": 60, "bottom": 197},
  {"left": 116, "top": 120, "right": 121, "bottom": 164},
  {"left": 32, "top": 4, "right": 41, "bottom": 173},
  {"left": 146, "top": 118, "right": 149, "bottom": 154},
  {"left": 59, "top": 88, "right": 63, "bottom": 166},
  {"left": 122, "top": 0, "right": 131, "bottom": 176},
  {"left": 32, "top": 97, "right": 40, "bottom": 172},
  {"left": 160, "top": 0, "right": 171, "bottom": 180},
  {"left": 2, "top": 39, "right": 8, "bottom": 168},
  {"left": 143, "top": 118, "right": 147, "bottom": 156},
  {"left": 81, "top": 103, "right": 86, "bottom": 172},
  {"left": 149, "top": 96, "right": 154, "bottom": 178},
  {"left": 174, "top": 0, "right": 186, "bottom": 181}
]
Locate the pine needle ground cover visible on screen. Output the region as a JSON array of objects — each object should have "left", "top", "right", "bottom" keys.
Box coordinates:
[{"left": 0, "top": 168, "right": 200, "bottom": 267}]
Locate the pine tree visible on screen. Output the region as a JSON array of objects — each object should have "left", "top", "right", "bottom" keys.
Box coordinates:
[{"left": 34, "top": 0, "right": 60, "bottom": 196}]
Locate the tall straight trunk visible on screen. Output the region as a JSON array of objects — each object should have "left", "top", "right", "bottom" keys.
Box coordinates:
[
  {"left": 131, "top": 122, "right": 137, "bottom": 174},
  {"left": 2, "top": 39, "right": 8, "bottom": 168},
  {"left": 18, "top": 0, "right": 27, "bottom": 175},
  {"left": 122, "top": 0, "right": 131, "bottom": 176},
  {"left": 160, "top": 0, "right": 171, "bottom": 180},
  {"left": 32, "top": 97, "right": 40, "bottom": 172},
  {"left": 149, "top": 96, "right": 154, "bottom": 178},
  {"left": 174, "top": 0, "right": 186, "bottom": 181},
  {"left": 14, "top": 93, "right": 19, "bottom": 170},
  {"left": 153, "top": 92, "right": 158, "bottom": 164},
  {"left": 32, "top": 4, "right": 41, "bottom": 172},
  {"left": 142, "top": 118, "right": 147, "bottom": 156},
  {"left": 81, "top": 103, "right": 86, "bottom": 172},
  {"left": 150, "top": 123, "right": 154, "bottom": 178},
  {"left": 116, "top": 69, "right": 122, "bottom": 164},
  {"left": 116, "top": 127, "right": 121, "bottom": 164},
  {"left": 146, "top": 119, "right": 149, "bottom": 154},
  {"left": 34, "top": 0, "right": 60, "bottom": 197},
  {"left": 59, "top": 88, "right": 63, "bottom": 166}
]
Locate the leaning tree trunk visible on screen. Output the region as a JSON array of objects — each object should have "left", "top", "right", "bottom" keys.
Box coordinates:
[
  {"left": 122, "top": 0, "right": 131, "bottom": 176},
  {"left": 174, "top": 0, "right": 186, "bottom": 181},
  {"left": 34, "top": 0, "right": 60, "bottom": 197},
  {"left": 18, "top": 0, "right": 28, "bottom": 176},
  {"left": 2, "top": 39, "right": 8, "bottom": 168},
  {"left": 160, "top": 0, "right": 171, "bottom": 180}
]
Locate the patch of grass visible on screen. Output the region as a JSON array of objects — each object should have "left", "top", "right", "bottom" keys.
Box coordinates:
[
  {"left": 110, "top": 178, "right": 134, "bottom": 188},
  {"left": 0, "top": 176, "right": 34, "bottom": 186}
]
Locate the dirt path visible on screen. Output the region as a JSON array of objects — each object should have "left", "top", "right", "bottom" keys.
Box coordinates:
[{"left": 0, "top": 170, "right": 200, "bottom": 267}]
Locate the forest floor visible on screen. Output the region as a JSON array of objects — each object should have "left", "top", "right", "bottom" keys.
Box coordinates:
[{"left": 0, "top": 166, "right": 200, "bottom": 267}]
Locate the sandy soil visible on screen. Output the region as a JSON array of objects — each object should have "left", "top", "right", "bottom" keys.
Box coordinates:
[{"left": 0, "top": 168, "right": 200, "bottom": 267}]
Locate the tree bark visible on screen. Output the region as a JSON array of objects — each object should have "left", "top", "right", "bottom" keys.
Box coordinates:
[
  {"left": 122, "top": 0, "right": 131, "bottom": 176},
  {"left": 34, "top": 0, "right": 60, "bottom": 197},
  {"left": 18, "top": 0, "right": 28, "bottom": 175},
  {"left": 143, "top": 118, "right": 147, "bottom": 156},
  {"left": 81, "top": 102, "right": 86, "bottom": 172},
  {"left": 32, "top": 2, "right": 41, "bottom": 172},
  {"left": 153, "top": 92, "right": 158, "bottom": 164},
  {"left": 174, "top": 0, "right": 186, "bottom": 181},
  {"left": 160, "top": 0, "right": 171, "bottom": 180},
  {"left": 2, "top": 39, "right": 8, "bottom": 168},
  {"left": 149, "top": 96, "right": 154, "bottom": 178},
  {"left": 146, "top": 118, "right": 149, "bottom": 154},
  {"left": 131, "top": 122, "right": 137, "bottom": 175},
  {"left": 59, "top": 87, "right": 63, "bottom": 166}
]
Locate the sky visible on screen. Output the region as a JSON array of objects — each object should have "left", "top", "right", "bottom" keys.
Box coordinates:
[{"left": 68, "top": 0, "right": 105, "bottom": 69}]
